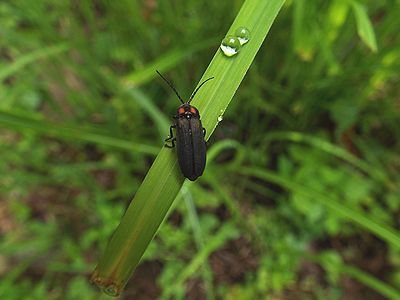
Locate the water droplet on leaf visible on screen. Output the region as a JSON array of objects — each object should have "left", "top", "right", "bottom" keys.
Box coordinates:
[
  {"left": 220, "top": 36, "right": 241, "bottom": 57},
  {"left": 235, "top": 27, "right": 250, "bottom": 45},
  {"left": 103, "top": 285, "right": 119, "bottom": 296}
]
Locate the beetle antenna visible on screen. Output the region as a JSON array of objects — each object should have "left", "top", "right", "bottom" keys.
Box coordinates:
[
  {"left": 156, "top": 70, "right": 185, "bottom": 104},
  {"left": 188, "top": 77, "right": 214, "bottom": 103}
]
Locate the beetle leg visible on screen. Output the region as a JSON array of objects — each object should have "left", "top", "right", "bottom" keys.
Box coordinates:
[
  {"left": 165, "top": 125, "right": 176, "bottom": 148},
  {"left": 165, "top": 125, "right": 175, "bottom": 140},
  {"left": 165, "top": 137, "right": 176, "bottom": 148}
]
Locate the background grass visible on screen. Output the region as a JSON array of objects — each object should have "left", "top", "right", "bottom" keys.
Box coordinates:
[{"left": 1, "top": 0, "right": 400, "bottom": 299}]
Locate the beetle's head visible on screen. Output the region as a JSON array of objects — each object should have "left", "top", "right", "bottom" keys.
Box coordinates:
[{"left": 177, "top": 103, "right": 199, "bottom": 119}]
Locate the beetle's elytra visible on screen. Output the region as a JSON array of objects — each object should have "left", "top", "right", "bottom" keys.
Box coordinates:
[{"left": 156, "top": 70, "right": 214, "bottom": 181}]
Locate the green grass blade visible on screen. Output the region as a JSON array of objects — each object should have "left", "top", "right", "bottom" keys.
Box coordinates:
[
  {"left": 124, "top": 88, "right": 170, "bottom": 138},
  {"left": 122, "top": 38, "right": 217, "bottom": 87},
  {"left": 0, "top": 109, "right": 158, "bottom": 155},
  {"left": 237, "top": 167, "right": 400, "bottom": 249},
  {"left": 182, "top": 188, "right": 215, "bottom": 299},
  {"left": 161, "top": 222, "right": 239, "bottom": 299},
  {"left": 342, "top": 265, "right": 400, "bottom": 299},
  {"left": 264, "top": 131, "right": 388, "bottom": 183},
  {"left": 350, "top": 0, "right": 378, "bottom": 52},
  {"left": 0, "top": 44, "right": 69, "bottom": 82},
  {"left": 91, "top": 0, "right": 287, "bottom": 296},
  {"left": 310, "top": 253, "right": 400, "bottom": 299},
  {"left": 207, "top": 139, "right": 241, "bottom": 162}
]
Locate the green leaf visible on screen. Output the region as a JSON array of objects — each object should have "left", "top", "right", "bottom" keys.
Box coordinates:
[
  {"left": 351, "top": 0, "right": 378, "bottom": 52},
  {"left": 91, "top": 0, "right": 287, "bottom": 296}
]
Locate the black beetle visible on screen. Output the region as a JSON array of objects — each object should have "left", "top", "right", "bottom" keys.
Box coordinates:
[{"left": 156, "top": 70, "right": 214, "bottom": 181}]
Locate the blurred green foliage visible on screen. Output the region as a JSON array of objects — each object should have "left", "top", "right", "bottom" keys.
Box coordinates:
[{"left": 0, "top": 0, "right": 399, "bottom": 299}]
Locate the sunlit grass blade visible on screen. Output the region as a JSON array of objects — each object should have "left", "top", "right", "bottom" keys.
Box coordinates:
[
  {"left": 206, "top": 139, "right": 241, "bottom": 162},
  {"left": 0, "top": 109, "right": 158, "bottom": 155},
  {"left": 124, "top": 88, "right": 170, "bottom": 138},
  {"left": 0, "top": 44, "right": 69, "bottom": 82},
  {"left": 91, "top": 0, "right": 287, "bottom": 296},
  {"left": 350, "top": 0, "right": 378, "bottom": 52},
  {"left": 264, "top": 131, "right": 388, "bottom": 183},
  {"left": 122, "top": 38, "right": 217, "bottom": 87}
]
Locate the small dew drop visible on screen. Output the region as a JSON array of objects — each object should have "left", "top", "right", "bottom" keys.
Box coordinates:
[
  {"left": 103, "top": 285, "right": 119, "bottom": 296},
  {"left": 235, "top": 27, "right": 251, "bottom": 45},
  {"left": 217, "top": 115, "right": 223, "bottom": 122},
  {"left": 220, "top": 36, "right": 241, "bottom": 57}
]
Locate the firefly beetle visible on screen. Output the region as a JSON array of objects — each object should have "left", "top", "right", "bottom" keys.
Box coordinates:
[{"left": 156, "top": 70, "right": 214, "bottom": 181}]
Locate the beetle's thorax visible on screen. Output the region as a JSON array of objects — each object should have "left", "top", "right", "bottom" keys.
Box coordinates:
[{"left": 177, "top": 103, "right": 200, "bottom": 119}]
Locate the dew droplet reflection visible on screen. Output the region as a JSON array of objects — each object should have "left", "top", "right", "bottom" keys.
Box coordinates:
[
  {"left": 103, "top": 285, "right": 118, "bottom": 296},
  {"left": 235, "top": 27, "right": 250, "bottom": 45},
  {"left": 220, "top": 36, "right": 241, "bottom": 57}
]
